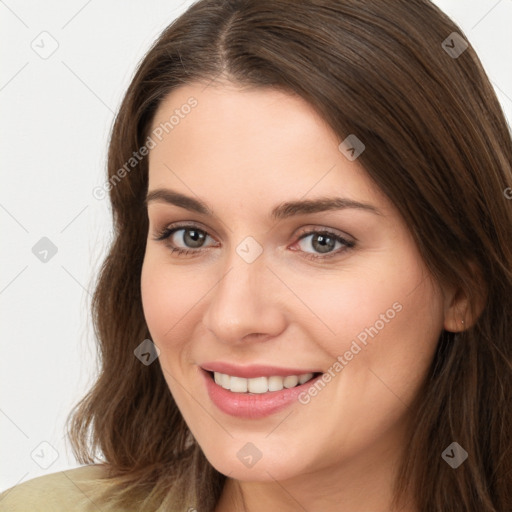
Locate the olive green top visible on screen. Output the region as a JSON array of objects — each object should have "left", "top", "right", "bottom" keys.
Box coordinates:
[{"left": 0, "top": 465, "right": 109, "bottom": 511}]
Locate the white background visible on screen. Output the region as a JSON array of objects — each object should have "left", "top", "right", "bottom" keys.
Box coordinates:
[{"left": 1, "top": 0, "right": 511, "bottom": 492}]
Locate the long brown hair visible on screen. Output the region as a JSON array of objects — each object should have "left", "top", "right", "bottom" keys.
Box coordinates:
[{"left": 67, "top": 1, "right": 512, "bottom": 510}]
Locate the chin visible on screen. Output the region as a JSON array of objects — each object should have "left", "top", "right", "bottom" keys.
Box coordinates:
[{"left": 200, "top": 443, "right": 313, "bottom": 482}]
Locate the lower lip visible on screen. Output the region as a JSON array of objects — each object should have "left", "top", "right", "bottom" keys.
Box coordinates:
[{"left": 200, "top": 368, "right": 322, "bottom": 419}]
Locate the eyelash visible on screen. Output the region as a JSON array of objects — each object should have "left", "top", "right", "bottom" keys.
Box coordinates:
[{"left": 152, "top": 222, "right": 355, "bottom": 261}]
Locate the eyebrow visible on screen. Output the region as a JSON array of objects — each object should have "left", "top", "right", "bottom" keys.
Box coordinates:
[{"left": 144, "top": 188, "right": 382, "bottom": 220}]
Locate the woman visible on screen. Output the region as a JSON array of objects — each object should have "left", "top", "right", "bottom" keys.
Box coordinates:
[{"left": 1, "top": 0, "right": 511, "bottom": 511}]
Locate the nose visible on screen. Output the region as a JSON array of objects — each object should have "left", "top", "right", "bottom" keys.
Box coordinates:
[{"left": 201, "top": 251, "right": 287, "bottom": 345}]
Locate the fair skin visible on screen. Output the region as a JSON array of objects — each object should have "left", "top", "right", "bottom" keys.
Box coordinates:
[{"left": 140, "top": 81, "right": 467, "bottom": 512}]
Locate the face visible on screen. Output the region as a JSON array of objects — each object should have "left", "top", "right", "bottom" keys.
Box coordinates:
[{"left": 140, "top": 81, "right": 450, "bottom": 484}]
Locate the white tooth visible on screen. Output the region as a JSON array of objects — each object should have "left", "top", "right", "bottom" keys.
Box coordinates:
[
  {"left": 283, "top": 375, "right": 299, "bottom": 388},
  {"left": 221, "top": 373, "right": 231, "bottom": 389},
  {"left": 248, "top": 376, "right": 268, "bottom": 393},
  {"left": 268, "top": 376, "right": 285, "bottom": 391},
  {"left": 230, "top": 376, "right": 248, "bottom": 393},
  {"left": 214, "top": 372, "right": 222, "bottom": 385},
  {"left": 299, "top": 373, "right": 314, "bottom": 384}
]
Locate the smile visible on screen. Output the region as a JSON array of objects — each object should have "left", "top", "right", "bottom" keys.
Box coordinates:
[{"left": 199, "top": 365, "right": 324, "bottom": 419}]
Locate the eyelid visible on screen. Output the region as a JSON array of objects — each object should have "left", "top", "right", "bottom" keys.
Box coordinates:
[
  {"left": 294, "top": 224, "right": 356, "bottom": 243},
  {"left": 153, "top": 220, "right": 215, "bottom": 240}
]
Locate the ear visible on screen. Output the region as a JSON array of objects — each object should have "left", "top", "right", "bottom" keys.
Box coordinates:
[
  {"left": 442, "top": 286, "right": 469, "bottom": 333},
  {"left": 442, "top": 262, "right": 487, "bottom": 333}
]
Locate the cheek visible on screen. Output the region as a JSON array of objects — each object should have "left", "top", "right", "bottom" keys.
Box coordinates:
[
  {"left": 299, "top": 251, "right": 443, "bottom": 394},
  {"left": 140, "top": 253, "right": 193, "bottom": 349},
  {"left": 140, "top": 251, "right": 216, "bottom": 375},
  {"left": 320, "top": 261, "right": 443, "bottom": 411},
  {"left": 141, "top": 255, "right": 171, "bottom": 337}
]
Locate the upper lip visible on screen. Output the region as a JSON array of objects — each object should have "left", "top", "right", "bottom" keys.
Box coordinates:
[{"left": 200, "top": 361, "right": 322, "bottom": 378}]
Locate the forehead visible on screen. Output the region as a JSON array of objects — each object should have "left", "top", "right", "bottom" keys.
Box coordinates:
[
  {"left": 147, "top": 82, "right": 385, "bottom": 213},
  {"left": 149, "top": 81, "right": 338, "bottom": 156}
]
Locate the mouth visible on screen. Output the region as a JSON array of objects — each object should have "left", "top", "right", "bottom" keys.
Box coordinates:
[{"left": 200, "top": 367, "right": 324, "bottom": 419}]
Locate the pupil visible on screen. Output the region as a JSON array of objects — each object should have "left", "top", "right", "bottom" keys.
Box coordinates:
[
  {"left": 184, "top": 229, "right": 205, "bottom": 248},
  {"left": 313, "top": 234, "right": 335, "bottom": 254}
]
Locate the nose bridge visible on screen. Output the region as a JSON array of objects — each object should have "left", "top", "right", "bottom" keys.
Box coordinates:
[{"left": 202, "top": 242, "right": 285, "bottom": 344}]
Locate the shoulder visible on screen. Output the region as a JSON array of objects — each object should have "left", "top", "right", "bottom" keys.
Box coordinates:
[{"left": 0, "top": 464, "right": 109, "bottom": 512}]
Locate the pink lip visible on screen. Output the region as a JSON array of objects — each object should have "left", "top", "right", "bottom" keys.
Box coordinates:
[
  {"left": 200, "top": 361, "right": 320, "bottom": 378},
  {"left": 199, "top": 368, "right": 323, "bottom": 419}
]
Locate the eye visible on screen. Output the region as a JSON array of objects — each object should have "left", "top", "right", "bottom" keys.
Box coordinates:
[
  {"left": 152, "top": 223, "right": 217, "bottom": 256},
  {"left": 293, "top": 229, "right": 355, "bottom": 260}
]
